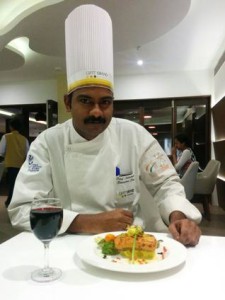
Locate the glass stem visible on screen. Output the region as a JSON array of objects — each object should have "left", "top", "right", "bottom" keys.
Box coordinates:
[{"left": 43, "top": 241, "right": 51, "bottom": 275}]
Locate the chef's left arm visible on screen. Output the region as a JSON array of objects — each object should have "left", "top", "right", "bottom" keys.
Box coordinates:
[{"left": 140, "top": 138, "right": 202, "bottom": 246}]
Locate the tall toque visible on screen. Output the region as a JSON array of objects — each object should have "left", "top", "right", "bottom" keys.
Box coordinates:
[{"left": 65, "top": 5, "right": 114, "bottom": 94}]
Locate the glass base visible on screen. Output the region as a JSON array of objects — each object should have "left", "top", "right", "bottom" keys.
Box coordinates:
[{"left": 31, "top": 267, "right": 62, "bottom": 282}]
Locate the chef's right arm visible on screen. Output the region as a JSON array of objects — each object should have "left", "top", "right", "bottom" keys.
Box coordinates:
[
  {"left": 7, "top": 133, "right": 134, "bottom": 233},
  {"left": 7, "top": 134, "right": 57, "bottom": 231},
  {"left": 67, "top": 209, "right": 133, "bottom": 234}
]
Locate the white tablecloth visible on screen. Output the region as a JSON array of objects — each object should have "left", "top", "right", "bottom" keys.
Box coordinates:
[{"left": 0, "top": 232, "right": 224, "bottom": 300}]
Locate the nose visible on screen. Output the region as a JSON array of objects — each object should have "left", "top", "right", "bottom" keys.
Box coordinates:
[{"left": 90, "top": 103, "right": 103, "bottom": 117}]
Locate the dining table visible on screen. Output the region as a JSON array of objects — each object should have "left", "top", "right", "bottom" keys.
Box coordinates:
[{"left": 0, "top": 231, "right": 224, "bottom": 300}]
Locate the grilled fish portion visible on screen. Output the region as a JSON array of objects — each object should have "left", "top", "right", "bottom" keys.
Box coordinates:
[{"left": 114, "top": 233, "right": 157, "bottom": 252}]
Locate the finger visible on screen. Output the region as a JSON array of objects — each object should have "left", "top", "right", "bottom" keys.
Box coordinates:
[
  {"left": 121, "top": 211, "right": 134, "bottom": 224},
  {"left": 173, "top": 225, "right": 200, "bottom": 246},
  {"left": 171, "top": 222, "right": 193, "bottom": 245},
  {"left": 169, "top": 223, "right": 180, "bottom": 241},
  {"left": 124, "top": 216, "right": 133, "bottom": 227},
  {"left": 184, "top": 229, "right": 201, "bottom": 246},
  {"left": 176, "top": 232, "right": 191, "bottom": 245},
  {"left": 123, "top": 224, "right": 129, "bottom": 230},
  {"left": 122, "top": 209, "right": 133, "bottom": 217}
]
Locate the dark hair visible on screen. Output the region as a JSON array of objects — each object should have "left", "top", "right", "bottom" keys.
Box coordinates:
[
  {"left": 175, "top": 133, "right": 191, "bottom": 147},
  {"left": 9, "top": 116, "right": 22, "bottom": 131}
]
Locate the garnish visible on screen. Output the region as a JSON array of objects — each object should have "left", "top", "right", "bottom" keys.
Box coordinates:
[
  {"left": 131, "top": 234, "right": 137, "bottom": 263},
  {"left": 97, "top": 236, "right": 119, "bottom": 256},
  {"left": 127, "top": 225, "right": 144, "bottom": 237},
  {"left": 127, "top": 225, "right": 144, "bottom": 264},
  {"left": 104, "top": 233, "right": 116, "bottom": 242},
  {"left": 96, "top": 227, "right": 164, "bottom": 265}
]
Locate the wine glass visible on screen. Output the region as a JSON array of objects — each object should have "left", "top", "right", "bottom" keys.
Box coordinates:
[{"left": 30, "top": 198, "right": 63, "bottom": 282}]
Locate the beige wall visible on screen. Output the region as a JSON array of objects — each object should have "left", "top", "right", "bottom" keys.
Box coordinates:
[
  {"left": 0, "top": 80, "right": 57, "bottom": 105},
  {"left": 56, "top": 74, "right": 71, "bottom": 123}
]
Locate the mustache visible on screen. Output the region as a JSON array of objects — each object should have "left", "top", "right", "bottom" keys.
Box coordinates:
[{"left": 84, "top": 116, "right": 106, "bottom": 124}]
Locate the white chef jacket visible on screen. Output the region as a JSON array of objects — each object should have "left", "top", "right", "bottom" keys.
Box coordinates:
[{"left": 8, "top": 118, "right": 202, "bottom": 233}]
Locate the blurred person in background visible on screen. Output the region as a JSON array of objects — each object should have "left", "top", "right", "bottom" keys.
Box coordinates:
[
  {"left": 0, "top": 116, "right": 29, "bottom": 207},
  {"left": 171, "top": 133, "right": 196, "bottom": 178}
]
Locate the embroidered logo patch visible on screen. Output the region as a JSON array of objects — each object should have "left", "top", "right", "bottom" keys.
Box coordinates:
[
  {"left": 145, "top": 152, "right": 170, "bottom": 175},
  {"left": 27, "top": 155, "right": 42, "bottom": 172}
]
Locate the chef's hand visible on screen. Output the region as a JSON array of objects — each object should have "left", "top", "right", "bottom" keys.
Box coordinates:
[
  {"left": 168, "top": 211, "right": 201, "bottom": 246},
  {"left": 67, "top": 208, "right": 134, "bottom": 234}
]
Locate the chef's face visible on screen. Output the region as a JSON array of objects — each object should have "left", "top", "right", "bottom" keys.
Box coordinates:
[{"left": 64, "top": 87, "right": 114, "bottom": 140}]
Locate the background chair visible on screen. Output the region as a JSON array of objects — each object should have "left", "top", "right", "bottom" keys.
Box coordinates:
[
  {"left": 180, "top": 161, "right": 199, "bottom": 201},
  {"left": 193, "top": 159, "right": 221, "bottom": 221}
]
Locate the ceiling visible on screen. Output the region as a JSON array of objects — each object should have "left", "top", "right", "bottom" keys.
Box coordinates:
[{"left": 1, "top": 0, "right": 225, "bottom": 84}]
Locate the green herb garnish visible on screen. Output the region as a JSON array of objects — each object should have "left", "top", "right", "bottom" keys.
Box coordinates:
[
  {"left": 98, "top": 239, "right": 119, "bottom": 256},
  {"left": 127, "top": 225, "right": 144, "bottom": 264},
  {"left": 131, "top": 234, "right": 137, "bottom": 264}
]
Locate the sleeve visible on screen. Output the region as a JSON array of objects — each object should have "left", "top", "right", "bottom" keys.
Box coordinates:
[
  {"left": 140, "top": 139, "right": 202, "bottom": 225},
  {"left": 0, "top": 135, "right": 6, "bottom": 157},
  {"left": 174, "top": 149, "right": 191, "bottom": 171},
  {"left": 7, "top": 133, "right": 77, "bottom": 233}
]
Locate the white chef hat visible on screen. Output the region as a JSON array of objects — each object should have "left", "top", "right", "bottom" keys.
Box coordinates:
[{"left": 65, "top": 4, "right": 113, "bottom": 94}]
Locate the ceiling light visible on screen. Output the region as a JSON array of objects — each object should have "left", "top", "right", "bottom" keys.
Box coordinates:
[
  {"left": 0, "top": 109, "right": 15, "bottom": 116},
  {"left": 6, "top": 37, "right": 32, "bottom": 57},
  {"left": 136, "top": 45, "right": 143, "bottom": 66},
  {"left": 148, "top": 125, "right": 156, "bottom": 129},
  {"left": 144, "top": 115, "right": 152, "bottom": 119},
  {"left": 0, "top": 108, "right": 47, "bottom": 125},
  {"left": 29, "top": 117, "right": 47, "bottom": 125}
]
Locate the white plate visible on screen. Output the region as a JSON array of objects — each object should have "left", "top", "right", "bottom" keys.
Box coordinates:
[{"left": 76, "top": 232, "right": 187, "bottom": 273}]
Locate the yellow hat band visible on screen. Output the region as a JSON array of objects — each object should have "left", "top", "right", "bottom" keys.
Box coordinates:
[{"left": 68, "top": 78, "right": 113, "bottom": 93}]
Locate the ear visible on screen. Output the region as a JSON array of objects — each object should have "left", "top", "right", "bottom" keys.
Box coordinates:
[{"left": 64, "top": 94, "right": 71, "bottom": 112}]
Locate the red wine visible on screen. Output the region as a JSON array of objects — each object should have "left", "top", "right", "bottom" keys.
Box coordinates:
[{"left": 30, "top": 207, "right": 63, "bottom": 241}]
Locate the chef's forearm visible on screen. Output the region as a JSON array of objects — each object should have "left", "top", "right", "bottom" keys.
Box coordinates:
[
  {"left": 66, "top": 209, "right": 133, "bottom": 234},
  {"left": 67, "top": 214, "right": 102, "bottom": 234}
]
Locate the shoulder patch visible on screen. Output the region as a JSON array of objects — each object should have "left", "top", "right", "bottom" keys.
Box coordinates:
[{"left": 27, "top": 154, "right": 42, "bottom": 172}]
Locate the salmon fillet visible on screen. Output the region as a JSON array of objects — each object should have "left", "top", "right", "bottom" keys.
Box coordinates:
[{"left": 114, "top": 233, "right": 157, "bottom": 251}]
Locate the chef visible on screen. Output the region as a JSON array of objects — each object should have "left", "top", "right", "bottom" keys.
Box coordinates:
[{"left": 8, "top": 5, "right": 202, "bottom": 246}]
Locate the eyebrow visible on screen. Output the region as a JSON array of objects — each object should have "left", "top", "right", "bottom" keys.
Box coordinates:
[
  {"left": 77, "top": 94, "right": 92, "bottom": 99},
  {"left": 77, "top": 94, "right": 114, "bottom": 100}
]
